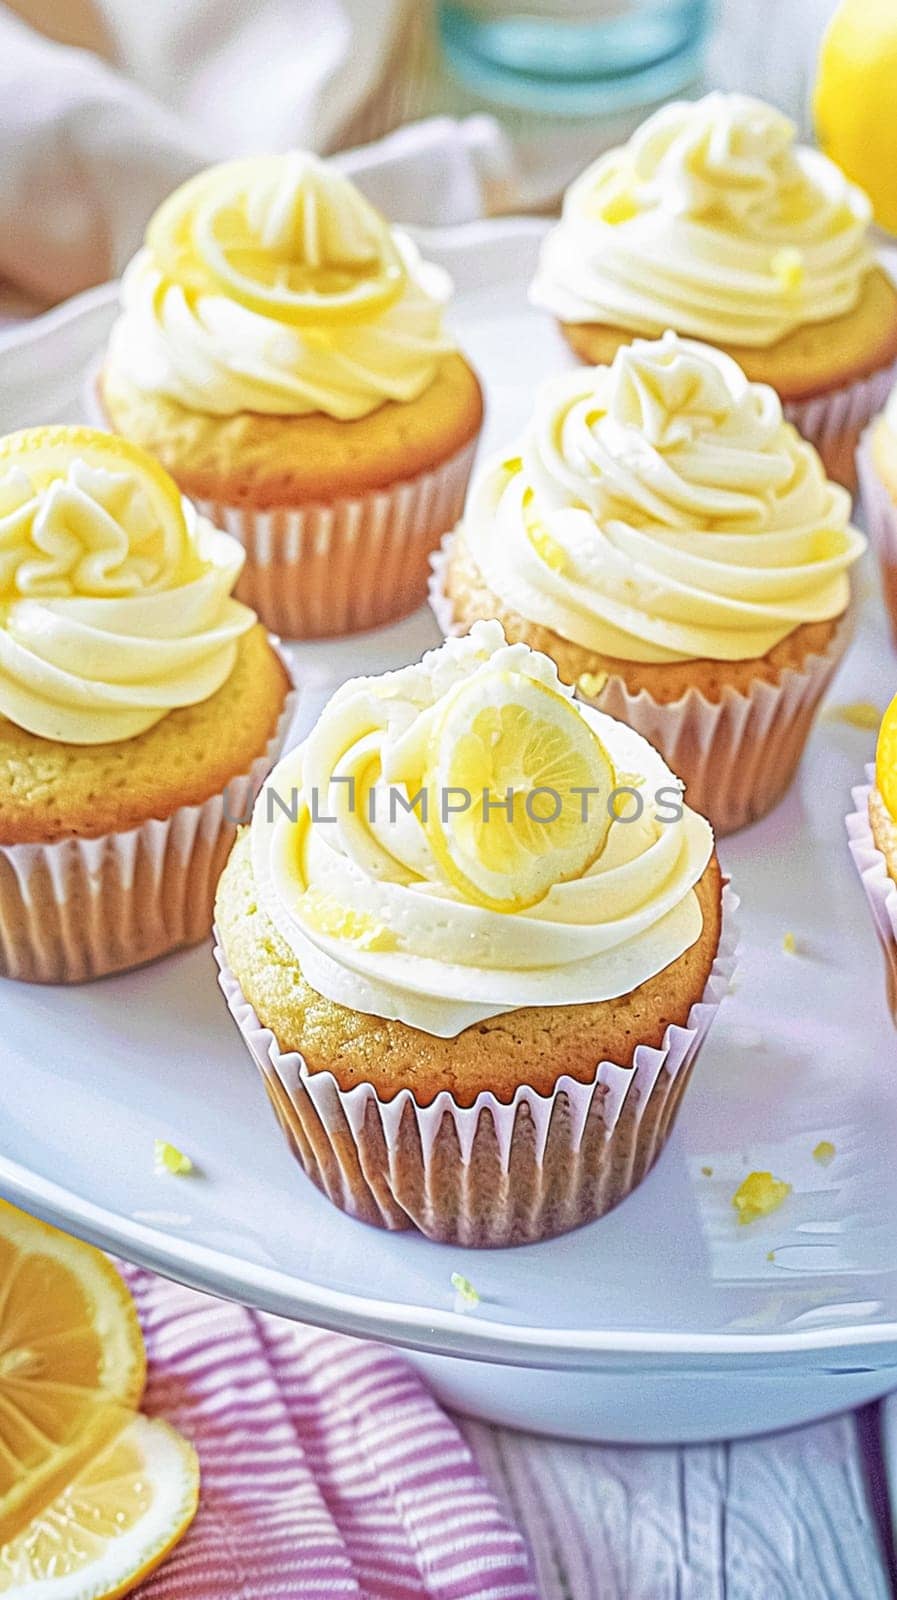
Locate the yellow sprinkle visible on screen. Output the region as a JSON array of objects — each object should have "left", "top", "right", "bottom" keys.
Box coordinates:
[
  {"left": 701, "top": 1165, "right": 713, "bottom": 1177},
  {"left": 600, "top": 193, "right": 639, "bottom": 225},
  {"left": 767, "top": 1250, "right": 776, "bottom": 1262},
  {"left": 771, "top": 247, "right": 805, "bottom": 292},
  {"left": 812, "top": 1140, "right": 836, "bottom": 1167},
  {"left": 451, "top": 1272, "right": 480, "bottom": 1307},
  {"left": 576, "top": 670, "right": 608, "bottom": 701},
  {"left": 824, "top": 700, "right": 881, "bottom": 729},
  {"left": 154, "top": 1139, "right": 194, "bottom": 1177},
  {"left": 782, "top": 931, "right": 798, "bottom": 955},
  {"left": 527, "top": 523, "right": 568, "bottom": 574},
  {"left": 732, "top": 1171, "right": 792, "bottom": 1225}
]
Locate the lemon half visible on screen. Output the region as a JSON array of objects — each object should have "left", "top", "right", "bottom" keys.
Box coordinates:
[
  {"left": 0, "top": 1201, "right": 145, "bottom": 1547},
  {"left": 0, "top": 1204, "right": 199, "bottom": 1599}
]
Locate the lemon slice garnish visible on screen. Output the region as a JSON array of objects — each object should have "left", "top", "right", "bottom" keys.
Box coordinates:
[
  {"left": 148, "top": 156, "right": 407, "bottom": 326},
  {"left": 0, "top": 1203, "right": 198, "bottom": 1597},
  {"left": 0, "top": 1199, "right": 146, "bottom": 1547},
  {"left": 0, "top": 1413, "right": 199, "bottom": 1599},
  {"left": 424, "top": 669, "right": 615, "bottom": 913},
  {"left": 875, "top": 692, "right": 897, "bottom": 820},
  {"left": 0, "top": 427, "right": 189, "bottom": 572}
]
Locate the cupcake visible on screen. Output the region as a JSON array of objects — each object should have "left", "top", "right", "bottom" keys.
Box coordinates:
[
  {"left": 857, "top": 396, "right": 897, "bottom": 646},
  {"left": 214, "top": 621, "right": 735, "bottom": 1247},
  {"left": 95, "top": 153, "right": 483, "bottom": 641},
  {"left": 432, "top": 333, "right": 865, "bottom": 836},
  {"left": 0, "top": 426, "right": 294, "bottom": 984},
  {"left": 847, "top": 695, "right": 897, "bottom": 1024},
  {"left": 530, "top": 93, "right": 897, "bottom": 490}
]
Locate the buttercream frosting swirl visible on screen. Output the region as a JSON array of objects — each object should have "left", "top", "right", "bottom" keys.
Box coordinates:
[
  {"left": 251, "top": 622, "right": 714, "bottom": 1036},
  {"left": 0, "top": 450, "right": 255, "bottom": 743},
  {"left": 461, "top": 332, "right": 864, "bottom": 664},
  {"left": 531, "top": 93, "right": 874, "bottom": 348},
  {"left": 107, "top": 152, "right": 456, "bottom": 421}
]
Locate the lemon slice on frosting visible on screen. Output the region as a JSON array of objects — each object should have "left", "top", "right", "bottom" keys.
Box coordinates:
[
  {"left": 147, "top": 154, "right": 407, "bottom": 326},
  {"left": 0, "top": 427, "right": 189, "bottom": 575},
  {"left": 875, "top": 691, "right": 897, "bottom": 820},
  {"left": 424, "top": 668, "right": 615, "bottom": 913}
]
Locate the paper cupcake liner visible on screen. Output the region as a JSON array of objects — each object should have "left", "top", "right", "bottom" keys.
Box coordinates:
[
  {"left": 846, "top": 766, "right": 897, "bottom": 1026},
  {"left": 857, "top": 431, "right": 897, "bottom": 646},
  {"left": 194, "top": 439, "right": 479, "bottom": 641},
  {"left": 213, "top": 888, "right": 737, "bottom": 1247},
  {"left": 85, "top": 366, "right": 481, "bottom": 641},
  {"left": 0, "top": 646, "right": 297, "bottom": 985},
  {"left": 784, "top": 358, "right": 897, "bottom": 492},
  {"left": 429, "top": 535, "right": 854, "bottom": 838}
]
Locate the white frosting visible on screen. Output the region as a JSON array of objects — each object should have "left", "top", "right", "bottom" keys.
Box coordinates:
[
  {"left": 531, "top": 93, "right": 874, "bottom": 348},
  {"left": 107, "top": 153, "right": 456, "bottom": 421},
  {"left": 250, "top": 623, "right": 714, "bottom": 1037},
  {"left": 0, "top": 458, "right": 254, "bottom": 743},
  {"left": 461, "top": 333, "right": 864, "bottom": 664}
]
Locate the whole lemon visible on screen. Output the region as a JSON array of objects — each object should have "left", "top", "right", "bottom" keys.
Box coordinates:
[{"left": 814, "top": 0, "right": 897, "bottom": 233}]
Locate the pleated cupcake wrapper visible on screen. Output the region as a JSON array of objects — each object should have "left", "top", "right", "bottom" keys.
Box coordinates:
[
  {"left": 193, "top": 438, "right": 479, "bottom": 641},
  {"left": 846, "top": 766, "right": 897, "bottom": 1026},
  {"left": 430, "top": 534, "right": 853, "bottom": 838},
  {"left": 85, "top": 365, "right": 481, "bottom": 641},
  {"left": 0, "top": 645, "right": 297, "bottom": 985},
  {"left": 783, "top": 357, "right": 897, "bottom": 491},
  {"left": 214, "top": 888, "right": 737, "bottom": 1247},
  {"left": 857, "top": 430, "right": 897, "bottom": 644}
]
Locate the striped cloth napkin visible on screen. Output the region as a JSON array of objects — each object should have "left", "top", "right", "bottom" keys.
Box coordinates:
[{"left": 120, "top": 1265, "right": 538, "bottom": 1599}]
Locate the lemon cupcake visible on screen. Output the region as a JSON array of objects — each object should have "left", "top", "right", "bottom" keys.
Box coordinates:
[
  {"left": 432, "top": 333, "right": 865, "bottom": 836},
  {"left": 0, "top": 427, "right": 294, "bottom": 984},
  {"left": 214, "top": 621, "right": 735, "bottom": 1246},
  {"left": 847, "top": 695, "right": 897, "bottom": 1025},
  {"left": 96, "top": 152, "right": 483, "bottom": 640},
  {"left": 857, "top": 394, "right": 897, "bottom": 645},
  {"left": 531, "top": 93, "right": 897, "bottom": 490}
]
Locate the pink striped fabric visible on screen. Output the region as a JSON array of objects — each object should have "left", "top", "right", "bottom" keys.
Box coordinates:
[{"left": 120, "top": 1265, "right": 537, "bottom": 1599}]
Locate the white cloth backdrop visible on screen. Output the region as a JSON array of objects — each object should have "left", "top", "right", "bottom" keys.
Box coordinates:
[{"left": 0, "top": 0, "right": 837, "bottom": 307}]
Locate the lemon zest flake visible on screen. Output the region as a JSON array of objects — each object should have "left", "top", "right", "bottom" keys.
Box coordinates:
[
  {"left": 732, "top": 1171, "right": 792, "bottom": 1225},
  {"left": 812, "top": 1140, "right": 836, "bottom": 1166},
  {"left": 576, "top": 670, "right": 608, "bottom": 701},
  {"left": 771, "top": 247, "right": 805, "bottom": 292},
  {"left": 527, "top": 522, "right": 569, "bottom": 574},
  {"left": 154, "top": 1140, "right": 194, "bottom": 1177},
  {"left": 299, "top": 887, "right": 396, "bottom": 952},
  {"left": 701, "top": 1165, "right": 713, "bottom": 1177},
  {"left": 782, "top": 931, "right": 798, "bottom": 956},
  {"left": 451, "top": 1272, "right": 480, "bottom": 1307}
]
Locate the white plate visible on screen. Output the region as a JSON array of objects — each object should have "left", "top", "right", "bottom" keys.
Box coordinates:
[{"left": 2, "top": 220, "right": 897, "bottom": 1443}]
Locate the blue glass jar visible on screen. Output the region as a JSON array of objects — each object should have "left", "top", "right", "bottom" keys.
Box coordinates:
[{"left": 439, "top": 0, "right": 713, "bottom": 116}]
